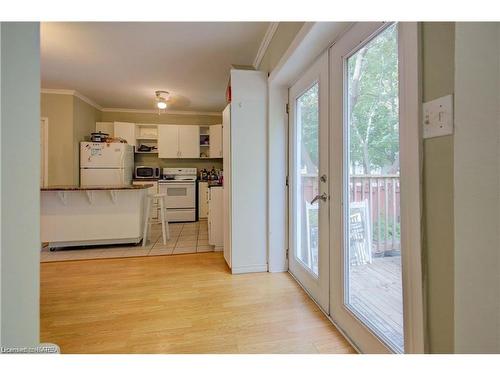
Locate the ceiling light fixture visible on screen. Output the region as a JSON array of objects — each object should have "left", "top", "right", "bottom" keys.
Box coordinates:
[{"left": 155, "top": 90, "right": 170, "bottom": 113}]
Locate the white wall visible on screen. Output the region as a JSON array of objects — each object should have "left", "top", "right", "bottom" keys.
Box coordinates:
[
  {"left": 230, "top": 69, "right": 268, "bottom": 273},
  {"left": 0, "top": 22, "right": 40, "bottom": 347},
  {"left": 454, "top": 22, "right": 500, "bottom": 353}
]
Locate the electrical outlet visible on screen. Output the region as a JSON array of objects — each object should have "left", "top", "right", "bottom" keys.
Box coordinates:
[{"left": 423, "top": 94, "right": 454, "bottom": 139}]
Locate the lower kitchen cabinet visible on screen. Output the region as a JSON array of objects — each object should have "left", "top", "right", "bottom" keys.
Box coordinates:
[
  {"left": 208, "top": 186, "right": 223, "bottom": 250},
  {"left": 198, "top": 181, "right": 209, "bottom": 219}
]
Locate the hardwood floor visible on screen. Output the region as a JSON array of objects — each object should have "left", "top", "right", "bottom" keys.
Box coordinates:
[{"left": 40, "top": 252, "right": 355, "bottom": 354}]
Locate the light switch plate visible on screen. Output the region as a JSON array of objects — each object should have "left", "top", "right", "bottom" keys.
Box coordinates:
[{"left": 423, "top": 94, "right": 454, "bottom": 139}]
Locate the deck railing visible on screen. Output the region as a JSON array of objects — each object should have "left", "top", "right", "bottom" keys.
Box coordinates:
[
  {"left": 349, "top": 175, "right": 400, "bottom": 255},
  {"left": 301, "top": 173, "right": 401, "bottom": 257}
]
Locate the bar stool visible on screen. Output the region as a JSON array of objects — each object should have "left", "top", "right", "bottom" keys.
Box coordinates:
[{"left": 143, "top": 193, "right": 170, "bottom": 248}]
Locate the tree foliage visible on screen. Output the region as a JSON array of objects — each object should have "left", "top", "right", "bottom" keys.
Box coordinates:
[
  {"left": 296, "top": 24, "right": 399, "bottom": 176},
  {"left": 348, "top": 24, "right": 399, "bottom": 175},
  {"left": 298, "top": 83, "right": 319, "bottom": 173}
]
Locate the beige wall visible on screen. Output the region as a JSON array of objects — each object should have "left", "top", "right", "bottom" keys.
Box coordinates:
[
  {"left": 101, "top": 111, "right": 223, "bottom": 171},
  {"left": 100, "top": 111, "right": 221, "bottom": 126},
  {"left": 421, "top": 22, "right": 455, "bottom": 354},
  {"left": 454, "top": 22, "right": 500, "bottom": 353},
  {"left": 40, "top": 93, "right": 74, "bottom": 185},
  {"left": 41, "top": 93, "right": 102, "bottom": 185},
  {"left": 73, "top": 96, "right": 102, "bottom": 183},
  {"left": 1, "top": 22, "right": 40, "bottom": 347}
]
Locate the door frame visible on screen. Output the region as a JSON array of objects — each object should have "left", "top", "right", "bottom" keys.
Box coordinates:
[
  {"left": 267, "top": 22, "right": 352, "bottom": 273},
  {"left": 287, "top": 51, "right": 330, "bottom": 313},
  {"left": 266, "top": 22, "right": 424, "bottom": 353},
  {"left": 40, "top": 117, "right": 49, "bottom": 187},
  {"left": 329, "top": 22, "right": 424, "bottom": 353}
]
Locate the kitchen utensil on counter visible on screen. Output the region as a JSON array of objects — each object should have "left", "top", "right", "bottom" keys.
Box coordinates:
[{"left": 90, "top": 132, "right": 109, "bottom": 142}]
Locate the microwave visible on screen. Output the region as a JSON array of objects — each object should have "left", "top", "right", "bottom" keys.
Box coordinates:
[{"left": 135, "top": 166, "right": 160, "bottom": 179}]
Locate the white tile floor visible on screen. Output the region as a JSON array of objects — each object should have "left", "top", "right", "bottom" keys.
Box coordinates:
[{"left": 40, "top": 220, "right": 214, "bottom": 262}]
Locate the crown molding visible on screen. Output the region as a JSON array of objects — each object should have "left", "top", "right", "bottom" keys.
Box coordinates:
[
  {"left": 101, "top": 107, "right": 221, "bottom": 116},
  {"left": 253, "top": 22, "right": 279, "bottom": 69},
  {"left": 41, "top": 88, "right": 103, "bottom": 111},
  {"left": 41, "top": 89, "right": 220, "bottom": 116}
]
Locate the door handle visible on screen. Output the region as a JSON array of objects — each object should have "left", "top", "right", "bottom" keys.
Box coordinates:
[{"left": 310, "top": 192, "right": 328, "bottom": 204}]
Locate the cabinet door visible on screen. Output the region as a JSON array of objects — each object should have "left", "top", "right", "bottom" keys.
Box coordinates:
[
  {"left": 158, "top": 125, "right": 179, "bottom": 158},
  {"left": 113, "top": 122, "right": 136, "bottom": 146},
  {"left": 209, "top": 187, "right": 224, "bottom": 248},
  {"left": 96, "top": 122, "right": 114, "bottom": 137},
  {"left": 209, "top": 124, "right": 223, "bottom": 158},
  {"left": 198, "top": 182, "right": 209, "bottom": 219},
  {"left": 178, "top": 126, "right": 200, "bottom": 158}
]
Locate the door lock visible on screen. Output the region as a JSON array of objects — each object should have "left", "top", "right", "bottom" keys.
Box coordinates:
[
  {"left": 310, "top": 192, "right": 328, "bottom": 204},
  {"left": 320, "top": 174, "right": 327, "bottom": 183}
]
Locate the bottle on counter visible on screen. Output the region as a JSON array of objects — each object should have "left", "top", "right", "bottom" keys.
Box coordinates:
[{"left": 201, "top": 169, "right": 208, "bottom": 181}]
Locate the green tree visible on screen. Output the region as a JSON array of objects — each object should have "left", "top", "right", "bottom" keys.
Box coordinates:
[
  {"left": 348, "top": 24, "right": 399, "bottom": 175},
  {"left": 298, "top": 83, "right": 319, "bottom": 172}
]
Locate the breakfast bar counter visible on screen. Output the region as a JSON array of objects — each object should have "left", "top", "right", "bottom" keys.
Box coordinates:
[
  {"left": 41, "top": 184, "right": 153, "bottom": 191},
  {"left": 41, "top": 185, "right": 152, "bottom": 249}
]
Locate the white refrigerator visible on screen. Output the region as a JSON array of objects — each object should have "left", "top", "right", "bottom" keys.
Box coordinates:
[{"left": 80, "top": 142, "right": 134, "bottom": 186}]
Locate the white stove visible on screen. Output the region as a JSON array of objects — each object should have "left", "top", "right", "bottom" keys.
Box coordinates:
[
  {"left": 160, "top": 167, "right": 197, "bottom": 182},
  {"left": 159, "top": 168, "right": 197, "bottom": 222}
]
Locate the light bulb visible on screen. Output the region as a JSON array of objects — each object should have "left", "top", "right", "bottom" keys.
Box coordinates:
[{"left": 157, "top": 101, "right": 167, "bottom": 110}]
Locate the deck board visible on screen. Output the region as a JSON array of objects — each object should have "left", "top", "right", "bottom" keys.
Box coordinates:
[{"left": 349, "top": 255, "right": 403, "bottom": 350}]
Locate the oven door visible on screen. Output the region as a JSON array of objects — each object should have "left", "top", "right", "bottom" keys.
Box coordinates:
[{"left": 159, "top": 182, "right": 195, "bottom": 209}]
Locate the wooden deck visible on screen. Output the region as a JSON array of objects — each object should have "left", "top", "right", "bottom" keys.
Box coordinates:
[{"left": 349, "top": 255, "right": 403, "bottom": 351}]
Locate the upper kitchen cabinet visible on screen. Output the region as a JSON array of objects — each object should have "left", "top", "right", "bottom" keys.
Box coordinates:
[
  {"left": 96, "top": 122, "right": 114, "bottom": 137},
  {"left": 114, "top": 122, "right": 136, "bottom": 146},
  {"left": 158, "top": 125, "right": 200, "bottom": 158},
  {"left": 158, "top": 125, "right": 179, "bottom": 158},
  {"left": 209, "top": 124, "right": 223, "bottom": 158},
  {"left": 178, "top": 126, "right": 200, "bottom": 158}
]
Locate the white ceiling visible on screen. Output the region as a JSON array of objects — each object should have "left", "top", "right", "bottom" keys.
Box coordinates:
[{"left": 41, "top": 22, "right": 270, "bottom": 112}]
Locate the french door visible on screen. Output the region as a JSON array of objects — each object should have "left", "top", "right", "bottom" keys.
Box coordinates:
[
  {"left": 330, "top": 22, "right": 406, "bottom": 353},
  {"left": 288, "top": 51, "right": 329, "bottom": 312},
  {"left": 288, "top": 22, "right": 423, "bottom": 353}
]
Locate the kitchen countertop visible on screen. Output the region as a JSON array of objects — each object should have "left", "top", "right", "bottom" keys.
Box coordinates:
[
  {"left": 41, "top": 184, "right": 154, "bottom": 191},
  {"left": 207, "top": 181, "right": 223, "bottom": 188},
  {"left": 132, "top": 178, "right": 159, "bottom": 181}
]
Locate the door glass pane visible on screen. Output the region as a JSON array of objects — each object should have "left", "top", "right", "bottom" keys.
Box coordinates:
[
  {"left": 345, "top": 24, "right": 404, "bottom": 352},
  {"left": 294, "top": 82, "right": 319, "bottom": 276}
]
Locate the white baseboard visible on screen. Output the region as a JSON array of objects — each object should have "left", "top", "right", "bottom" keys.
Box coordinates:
[
  {"left": 268, "top": 266, "right": 288, "bottom": 273},
  {"left": 231, "top": 264, "right": 268, "bottom": 274}
]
